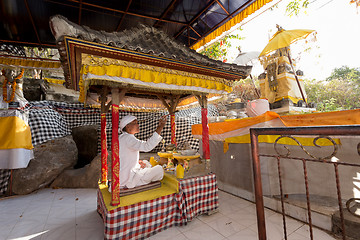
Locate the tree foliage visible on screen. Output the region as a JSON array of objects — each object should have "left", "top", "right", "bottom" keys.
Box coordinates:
[
  {"left": 326, "top": 66, "right": 360, "bottom": 84},
  {"left": 305, "top": 66, "right": 360, "bottom": 112},
  {"left": 200, "top": 34, "right": 243, "bottom": 62},
  {"left": 286, "top": 0, "right": 309, "bottom": 16}
]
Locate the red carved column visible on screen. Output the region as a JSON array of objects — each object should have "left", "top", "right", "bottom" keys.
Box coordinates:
[
  {"left": 201, "top": 107, "right": 210, "bottom": 160},
  {"left": 170, "top": 113, "right": 176, "bottom": 145},
  {"left": 111, "top": 104, "right": 120, "bottom": 206},
  {"left": 100, "top": 113, "right": 108, "bottom": 183}
]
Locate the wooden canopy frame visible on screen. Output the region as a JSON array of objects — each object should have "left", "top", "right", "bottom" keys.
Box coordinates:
[{"left": 60, "top": 36, "right": 244, "bottom": 206}]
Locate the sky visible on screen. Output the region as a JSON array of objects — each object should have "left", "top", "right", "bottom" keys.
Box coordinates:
[{"left": 227, "top": 0, "right": 360, "bottom": 80}]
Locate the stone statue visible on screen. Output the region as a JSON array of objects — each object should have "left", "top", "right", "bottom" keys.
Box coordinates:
[{"left": 1, "top": 68, "right": 28, "bottom": 108}]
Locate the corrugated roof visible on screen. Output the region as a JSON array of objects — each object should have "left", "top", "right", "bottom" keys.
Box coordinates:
[{"left": 0, "top": 0, "right": 270, "bottom": 49}]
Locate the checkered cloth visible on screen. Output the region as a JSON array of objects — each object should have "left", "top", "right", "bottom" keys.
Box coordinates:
[
  {"left": 97, "top": 193, "right": 182, "bottom": 240},
  {"left": 97, "top": 173, "right": 218, "bottom": 240},
  {"left": 26, "top": 101, "right": 219, "bottom": 150},
  {"left": 28, "top": 107, "right": 71, "bottom": 146},
  {"left": 0, "top": 169, "right": 11, "bottom": 195},
  {"left": 176, "top": 174, "right": 219, "bottom": 221}
]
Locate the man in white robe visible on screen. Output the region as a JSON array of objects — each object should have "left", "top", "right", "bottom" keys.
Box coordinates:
[{"left": 118, "top": 115, "right": 166, "bottom": 189}]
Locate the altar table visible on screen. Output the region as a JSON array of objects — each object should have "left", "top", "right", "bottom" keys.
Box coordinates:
[{"left": 97, "top": 173, "right": 218, "bottom": 240}]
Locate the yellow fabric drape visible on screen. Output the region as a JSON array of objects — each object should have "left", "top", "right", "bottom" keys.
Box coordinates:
[
  {"left": 191, "top": 0, "right": 274, "bottom": 50},
  {"left": 0, "top": 56, "right": 61, "bottom": 69},
  {"left": 79, "top": 64, "right": 232, "bottom": 102},
  {"left": 99, "top": 173, "right": 178, "bottom": 210},
  {"left": 225, "top": 134, "right": 341, "bottom": 146},
  {"left": 44, "top": 78, "right": 65, "bottom": 85},
  {"left": 0, "top": 116, "right": 33, "bottom": 150}
]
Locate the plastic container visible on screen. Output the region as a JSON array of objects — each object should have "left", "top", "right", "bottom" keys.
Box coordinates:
[
  {"left": 176, "top": 164, "right": 184, "bottom": 179},
  {"left": 150, "top": 157, "right": 158, "bottom": 166},
  {"left": 246, "top": 99, "right": 270, "bottom": 117}
]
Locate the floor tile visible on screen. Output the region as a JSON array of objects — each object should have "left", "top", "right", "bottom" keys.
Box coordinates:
[
  {"left": 41, "top": 223, "right": 76, "bottom": 240},
  {"left": 217, "top": 200, "right": 245, "bottom": 215},
  {"left": 206, "top": 214, "right": 247, "bottom": 237},
  {"left": 227, "top": 208, "right": 258, "bottom": 227},
  {"left": 149, "top": 226, "right": 182, "bottom": 240},
  {"left": 196, "top": 211, "right": 224, "bottom": 223},
  {"left": 76, "top": 226, "right": 104, "bottom": 240},
  {"left": 294, "top": 224, "right": 337, "bottom": 240},
  {"left": 226, "top": 228, "right": 258, "bottom": 240},
  {"left": 176, "top": 218, "right": 206, "bottom": 233},
  {"left": 182, "top": 224, "right": 226, "bottom": 240},
  {"left": 7, "top": 218, "right": 46, "bottom": 240},
  {"left": 0, "top": 188, "right": 343, "bottom": 240},
  {"left": 75, "top": 210, "right": 103, "bottom": 228},
  {"left": 287, "top": 232, "right": 311, "bottom": 240}
]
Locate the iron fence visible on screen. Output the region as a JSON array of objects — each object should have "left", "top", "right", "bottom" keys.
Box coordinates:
[{"left": 250, "top": 125, "right": 360, "bottom": 240}]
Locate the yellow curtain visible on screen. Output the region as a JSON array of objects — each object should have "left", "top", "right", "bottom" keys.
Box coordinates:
[
  {"left": 0, "top": 116, "right": 33, "bottom": 150},
  {"left": 224, "top": 134, "right": 341, "bottom": 146},
  {"left": 79, "top": 64, "right": 232, "bottom": 102},
  {"left": 0, "top": 56, "right": 61, "bottom": 69}
]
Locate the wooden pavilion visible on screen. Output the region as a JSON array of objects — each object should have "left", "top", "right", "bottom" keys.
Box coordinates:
[{"left": 49, "top": 15, "right": 252, "bottom": 239}]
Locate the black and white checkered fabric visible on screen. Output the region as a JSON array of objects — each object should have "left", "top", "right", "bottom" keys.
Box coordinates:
[
  {"left": 26, "top": 101, "right": 219, "bottom": 151},
  {"left": 28, "top": 107, "right": 71, "bottom": 146},
  {"left": 0, "top": 169, "right": 11, "bottom": 195}
]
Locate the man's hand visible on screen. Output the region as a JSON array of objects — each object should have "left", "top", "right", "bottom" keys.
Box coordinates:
[
  {"left": 139, "top": 160, "right": 146, "bottom": 169},
  {"left": 156, "top": 115, "right": 167, "bottom": 134}
]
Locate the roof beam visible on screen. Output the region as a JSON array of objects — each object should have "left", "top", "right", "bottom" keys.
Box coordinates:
[
  {"left": 115, "top": 0, "right": 132, "bottom": 31},
  {"left": 174, "top": 0, "right": 217, "bottom": 39},
  {"left": 215, "top": 0, "right": 230, "bottom": 15},
  {"left": 190, "top": 0, "right": 255, "bottom": 48},
  {"left": 153, "top": 0, "right": 179, "bottom": 28},
  {"left": 65, "top": 0, "right": 187, "bottom": 26},
  {"left": 189, "top": 26, "right": 201, "bottom": 38},
  {"left": 24, "top": 0, "right": 41, "bottom": 45},
  {"left": 78, "top": 0, "right": 82, "bottom": 25},
  {"left": 0, "top": 39, "right": 56, "bottom": 48}
]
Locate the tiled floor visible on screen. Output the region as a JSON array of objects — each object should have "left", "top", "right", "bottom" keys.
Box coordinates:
[{"left": 0, "top": 188, "right": 339, "bottom": 240}]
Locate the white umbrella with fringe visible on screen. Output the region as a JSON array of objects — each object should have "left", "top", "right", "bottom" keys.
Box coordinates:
[{"left": 233, "top": 51, "right": 260, "bottom": 65}]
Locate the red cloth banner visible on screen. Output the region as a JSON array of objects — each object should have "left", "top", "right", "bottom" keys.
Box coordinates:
[
  {"left": 170, "top": 114, "right": 176, "bottom": 145},
  {"left": 111, "top": 105, "right": 120, "bottom": 206},
  {"left": 101, "top": 113, "right": 108, "bottom": 183},
  {"left": 201, "top": 108, "right": 210, "bottom": 159}
]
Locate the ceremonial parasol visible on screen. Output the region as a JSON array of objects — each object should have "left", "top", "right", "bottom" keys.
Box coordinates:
[
  {"left": 233, "top": 51, "right": 261, "bottom": 98},
  {"left": 259, "top": 25, "right": 316, "bottom": 105},
  {"left": 233, "top": 51, "right": 260, "bottom": 65}
]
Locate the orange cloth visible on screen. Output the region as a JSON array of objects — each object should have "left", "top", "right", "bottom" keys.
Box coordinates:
[
  {"left": 192, "top": 109, "right": 360, "bottom": 136},
  {"left": 192, "top": 111, "right": 280, "bottom": 136}
]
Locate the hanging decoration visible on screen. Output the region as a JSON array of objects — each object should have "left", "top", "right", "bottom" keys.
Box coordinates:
[{"left": 2, "top": 69, "right": 24, "bottom": 103}]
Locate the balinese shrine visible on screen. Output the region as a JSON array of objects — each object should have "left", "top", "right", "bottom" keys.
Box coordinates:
[{"left": 49, "top": 15, "right": 251, "bottom": 239}]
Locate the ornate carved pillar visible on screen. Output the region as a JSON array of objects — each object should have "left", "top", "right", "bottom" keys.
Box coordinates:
[
  {"left": 196, "top": 95, "right": 210, "bottom": 164},
  {"left": 99, "top": 87, "right": 109, "bottom": 184},
  {"left": 110, "top": 88, "right": 126, "bottom": 206}
]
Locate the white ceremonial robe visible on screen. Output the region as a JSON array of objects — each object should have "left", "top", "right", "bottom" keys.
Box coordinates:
[{"left": 118, "top": 132, "right": 163, "bottom": 188}]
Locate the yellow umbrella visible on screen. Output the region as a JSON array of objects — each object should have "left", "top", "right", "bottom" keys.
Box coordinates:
[
  {"left": 259, "top": 28, "right": 315, "bottom": 57},
  {"left": 259, "top": 26, "right": 316, "bottom": 106}
]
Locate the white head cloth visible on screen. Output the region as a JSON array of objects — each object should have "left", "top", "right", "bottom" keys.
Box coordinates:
[{"left": 120, "top": 115, "right": 137, "bottom": 131}]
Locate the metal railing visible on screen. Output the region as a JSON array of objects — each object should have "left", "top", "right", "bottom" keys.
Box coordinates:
[{"left": 250, "top": 125, "right": 360, "bottom": 240}]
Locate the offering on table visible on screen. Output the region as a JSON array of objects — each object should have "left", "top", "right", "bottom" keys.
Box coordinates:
[
  {"left": 176, "top": 164, "right": 184, "bottom": 179},
  {"left": 150, "top": 157, "right": 158, "bottom": 166}
]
